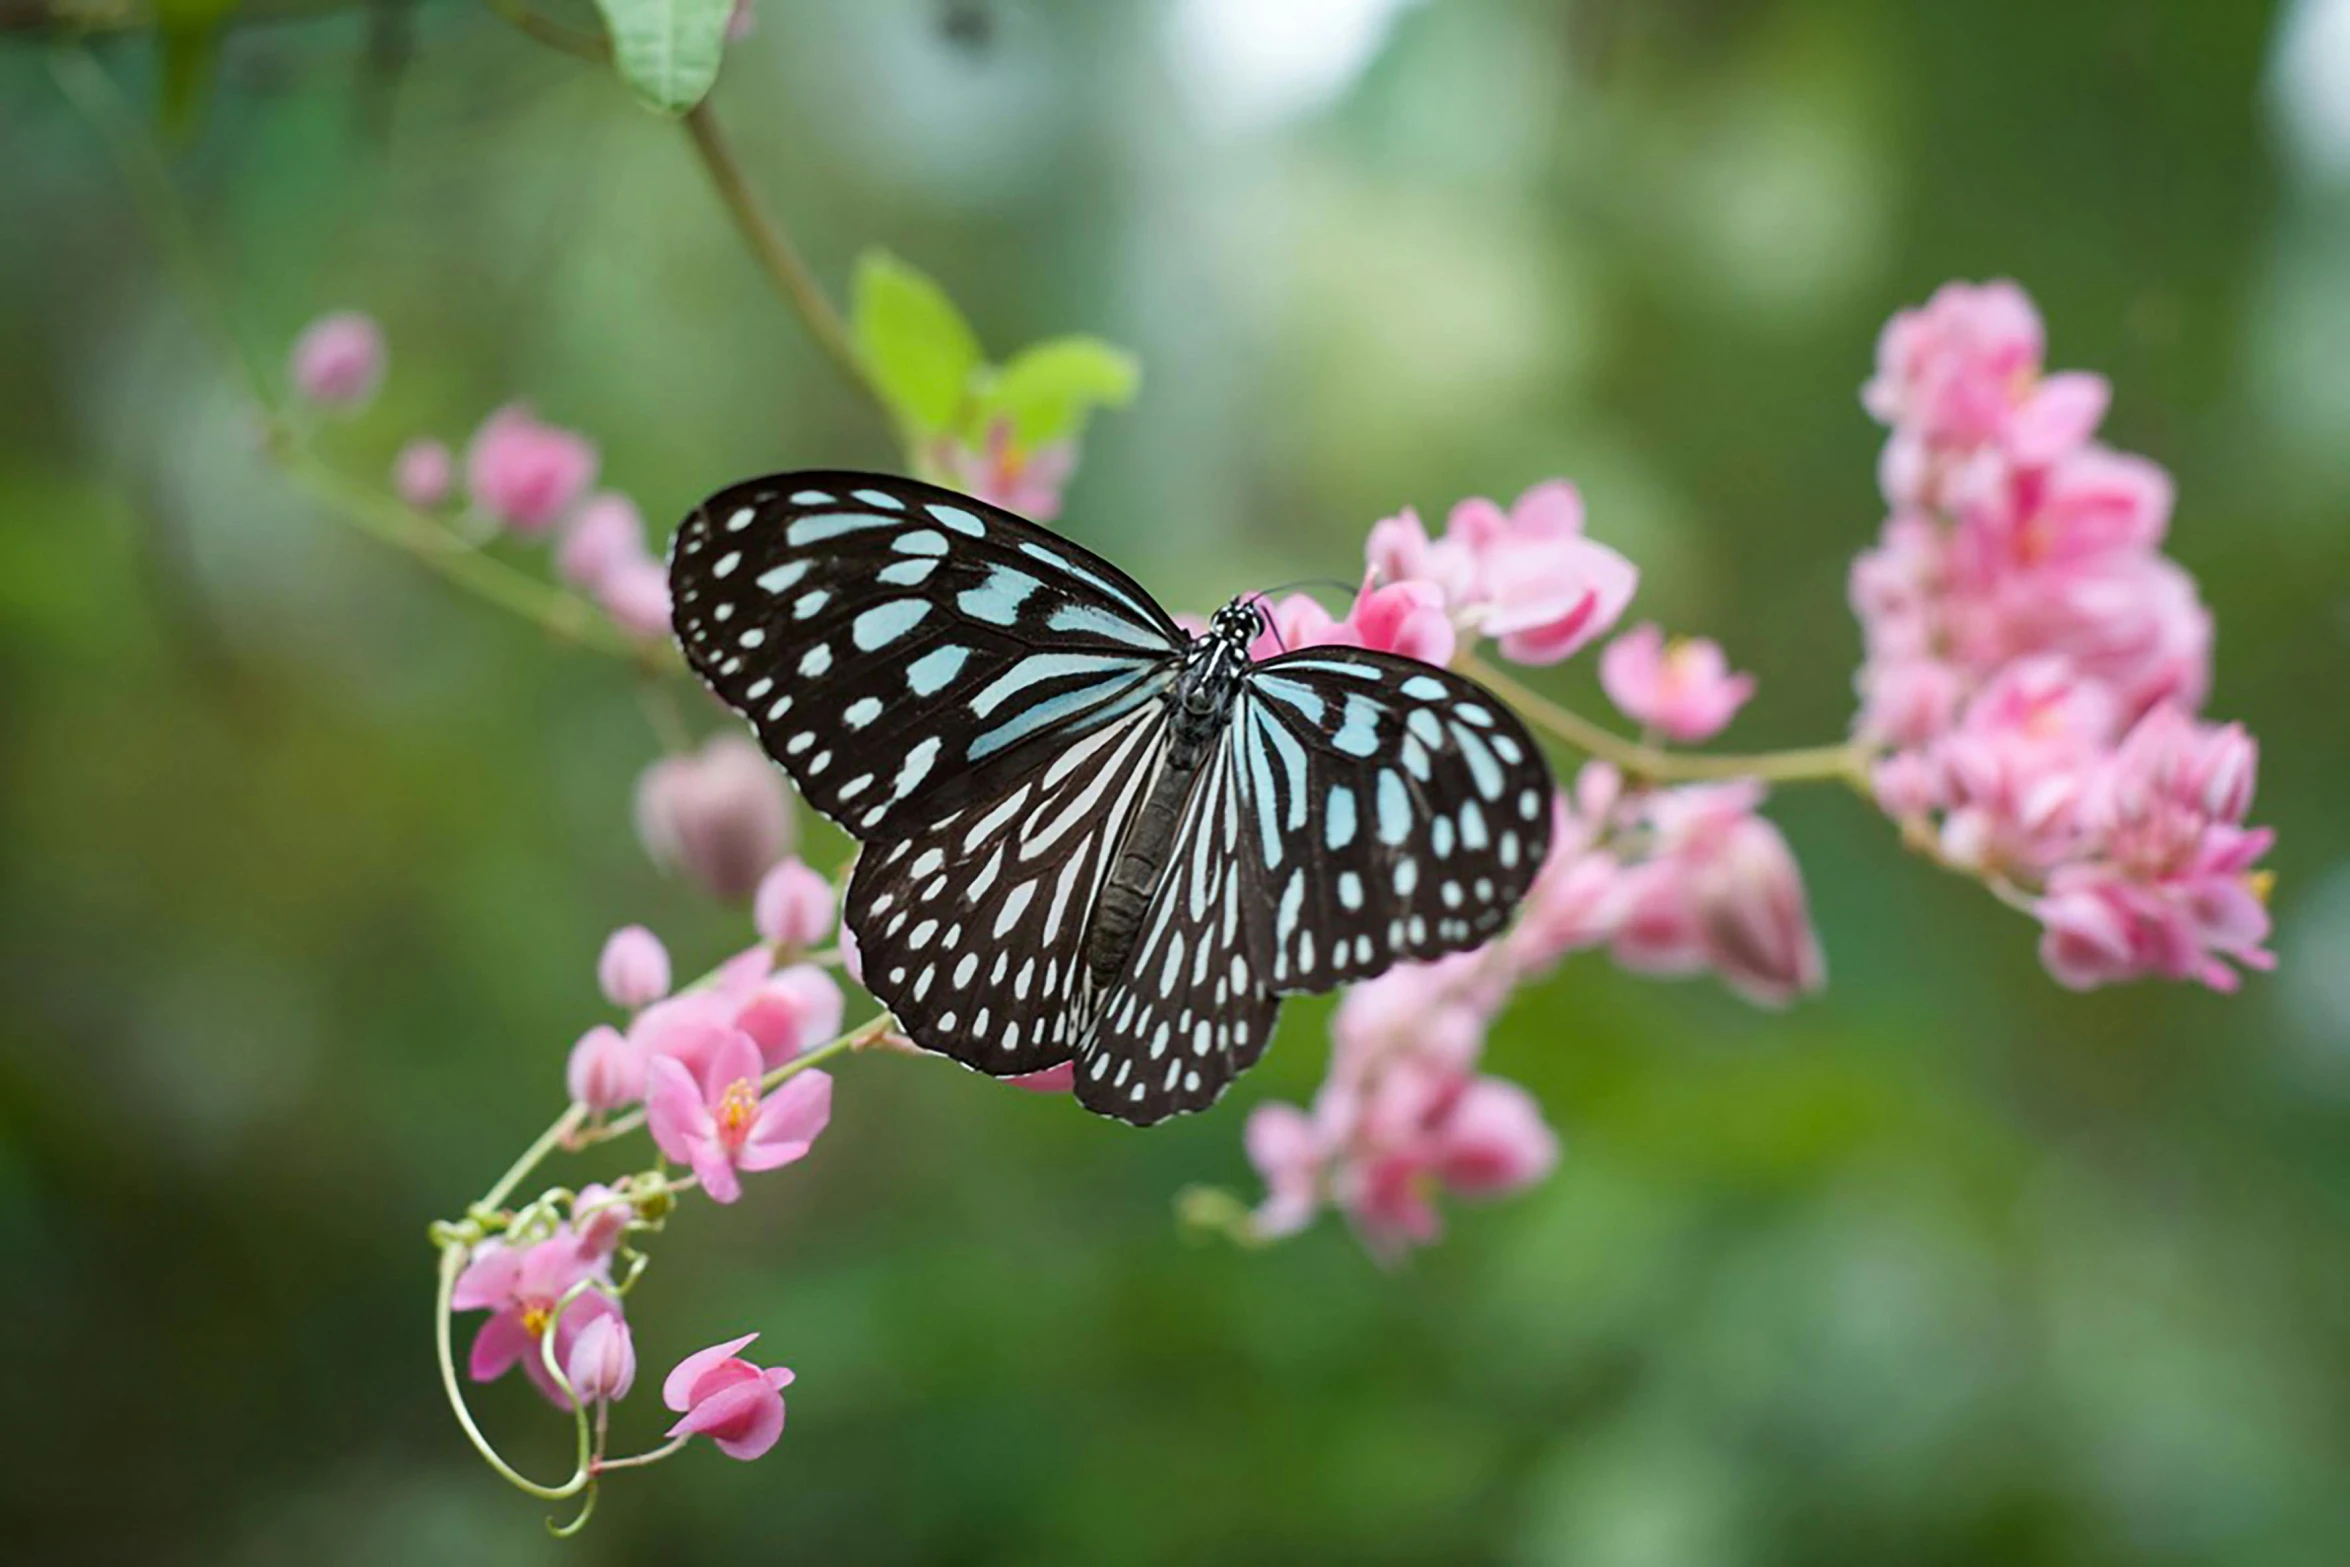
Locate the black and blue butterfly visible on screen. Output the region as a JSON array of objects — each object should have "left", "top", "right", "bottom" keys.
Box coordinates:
[{"left": 669, "top": 472, "right": 1554, "bottom": 1125}]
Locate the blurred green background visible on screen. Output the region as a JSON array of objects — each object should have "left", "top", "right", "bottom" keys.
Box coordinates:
[{"left": 5, "top": 1, "right": 2350, "bottom": 1562}]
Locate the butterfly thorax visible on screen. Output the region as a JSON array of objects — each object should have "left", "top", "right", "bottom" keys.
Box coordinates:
[{"left": 1085, "top": 599, "right": 1263, "bottom": 988}]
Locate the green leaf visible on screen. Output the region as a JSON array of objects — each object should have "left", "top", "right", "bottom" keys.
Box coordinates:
[
  {"left": 851, "top": 251, "right": 984, "bottom": 438},
  {"left": 980, "top": 336, "right": 1141, "bottom": 448},
  {"left": 154, "top": 0, "right": 242, "bottom": 139},
  {"left": 588, "top": 0, "right": 734, "bottom": 117}
]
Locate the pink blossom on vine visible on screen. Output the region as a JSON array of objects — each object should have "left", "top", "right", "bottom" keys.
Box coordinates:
[
  {"left": 732, "top": 964, "right": 843, "bottom": 1069},
  {"left": 453, "top": 1230, "right": 619, "bottom": 1406},
  {"left": 634, "top": 735, "right": 795, "bottom": 902},
  {"left": 598, "top": 925, "right": 672, "bottom": 1009},
  {"left": 1247, "top": 575, "right": 1455, "bottom": 665},
  {"left": 466, "top": 403, "right": 598, "bottom": 534},
  {"left": 567, "top": 1023, "right": 648, "bottom": 1111},
  {"left": 1245, "top": 957, "right": 1557, "bottom": 1259},
  {"left": 572, "top": 1183, "right": 631, "bottom": 1259},
  {"left": 289, "top": 310, "right": 385, "bottom": 408},
  {"left": 645, "top": 1029, "right": 832, "bottom": 1204},
  {"left": 565, "top": 1311, "right": 636, "bottom": 1404},
  {"left": 393, "top": 438, "right": 453, "bottom": 507},
  {"left": 1850, "top": 279, "right": 2269, "bottom": 989},
  {"left": 752, "top": 858, "right": 835, "bottom": 949},
  {"left": 1599, "top": 623, "right": 1755, "bottom": 742},
  {"left": 1366, "top": 481, "right": 1636, "bottom": 665},
  {"left": 596, "top": 556, "right": 674, "bottom": 640},
  {"left": 557, "top": 493, "right": 648, "bottom": 592},
  {"left": 934, "top": 419, "right": 1077, "bottom": 522},
  {"left": 663, "top": 1334, "right": 795, "bottom": 1460},
  {"left": 2032, "top": 705, "right": 2274, "bottom": 991}
]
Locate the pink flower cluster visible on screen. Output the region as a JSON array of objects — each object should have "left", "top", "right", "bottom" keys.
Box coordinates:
[
  {"left": 455, "top": 1222, "right": 797, "bottom": 1463},
  {"left": 564, "top": 867, "right": 845, "bottom": 1202},
  {"left": 1851, "top": 281, "right": 2272, "bottom": 989},
  {"left": 281, "top": 313, "right": 672, "bottom": 646},
  {"left": 1247, "top": 952, "right": 1556, "bottom": 1260},
  {"left": 1250, "top": 480, "right": 1640, "bottom": 668}
]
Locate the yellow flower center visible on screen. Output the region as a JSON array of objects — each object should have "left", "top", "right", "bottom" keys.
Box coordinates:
[
  {"left": 718, "top": 1076, "right": 760, "bottom": 1144},
  {"left": 520, "top": 1303, "right": 553, "bottom": 1340}
]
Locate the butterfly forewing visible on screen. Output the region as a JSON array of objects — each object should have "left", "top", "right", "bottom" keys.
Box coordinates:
[{"left": 671, "top": 472, "right": 1183, "bottom": 836}]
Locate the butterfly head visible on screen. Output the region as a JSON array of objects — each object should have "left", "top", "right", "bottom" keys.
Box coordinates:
[{"left": 1208, "top": 596, "right": 1266, "bottom": 655}]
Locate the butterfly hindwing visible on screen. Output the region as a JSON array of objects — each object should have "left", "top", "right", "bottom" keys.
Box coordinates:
[
  {"left": 670, "top": 471, "right": 1183, "bottom": 837},
  {"left": 846, "top": 701, "right": 1169, "bottom": 1078},
  {"left": 1240, "top": 650, "right": 1555, "bottom": 992}
]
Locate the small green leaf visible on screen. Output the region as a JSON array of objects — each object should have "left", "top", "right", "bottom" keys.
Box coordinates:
[
  {"left": 852, "top": 251, "right": 984, "bottom": 438},
  {"left": 981, "top": 335, "right": 1141, "bottom": 447},
  {"left": 589, "top": 0, "right": 734, "bottom": 117}
]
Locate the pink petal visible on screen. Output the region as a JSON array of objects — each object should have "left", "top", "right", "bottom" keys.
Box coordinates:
[
  {"left": 663, "top": 1334, "right": 760, "bottom": 1412},
  {"left": 740, "top": 1070, "right": 833, "bottom": 1169},
  {"left": 468, "top": 1309, "right": 533, "bottom": 1382},
  {"left": 701, "top": 1028, "right": 765, "bottom": 1102},
  {"left": 667, "top": 1378, "right": 786, "bottom": 1460},
  {"left": 645, "top": 1054, "right": 716, "bottom": 1167},
  {"left": 450, "top": 1242, "right": 520, "bottom": 1312}
]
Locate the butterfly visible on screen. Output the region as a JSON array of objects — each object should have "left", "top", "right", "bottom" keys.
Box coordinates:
[{"left": 669, "top": 472, "right": 1554, "bottom": 1126}]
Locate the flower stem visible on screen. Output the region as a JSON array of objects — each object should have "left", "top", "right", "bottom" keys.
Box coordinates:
[
  {"left": 1458, "top": 652, "right": 1872, "bottom": 789},
  {"left": 433, "top": 1244, "right": 590, "bottom": 1501},
  {"left": 594, "top": 1435, "right": 691, "bottom": 1474},
  {"left": 679, "top": 100, "right": 892, "bottom": 431}
]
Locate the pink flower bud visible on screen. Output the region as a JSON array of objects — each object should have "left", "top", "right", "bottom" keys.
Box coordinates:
[
  {"left": 567, "top": 1023, "right": 647, "bottom": 1111},
  {"left": 597, "top": 555, "right": 673, "bottom": 640},
  {"left": 565, "top": 1311, "right": 636, "bottom": 1403},
  {"left": 558, "top": 492, "right": 647, "bottom": 591},
  {"left": 289, "top": 310, "right": 385, "bottom": 408},
  {"left": 753, "top": 858, "right": 836, "bottom": 948},
  {"left": 464, "top": 402, "right": 598, "bottom": 534},
  {"left": 1599, "top": 623, "right": 1756, "bottom": 743},
  {"left": 663, "top": 1333, "right": 795, "bottom": 1461},
  {"left": 573, "top": 1182, "right": 631, "bottom": 1258},
  {"left": 1687, "top": 814, "right": 1826, "bottom": 1008},
  {"left": 597, "top": 924, "right": 672, "bottom": 1009},
  {"left": 635, "top": 735, "right": 795, "bottom": 902},
  {"left": 392, "top": 438, "right": 453, "bottom": 508},
  {"left": 733, "top": 964, "right": 843, "bottom": 1070}
]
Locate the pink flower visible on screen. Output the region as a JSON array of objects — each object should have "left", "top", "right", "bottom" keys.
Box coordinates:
[
  {"left": 1245, "top": 1103, "right": 1326, "bottom": 1239},
  {"left": 732, "top": 963, "right": 844, "bottom": 1069},
  {"left": 1682, "top": 807, "right": 1827, "bottom": 1007},
  {"left": 1599, "top": 624, "right": 1756, "bottom": 742},
  {"left": 752, "top": 858, "right": 836, "bottom": 949},
  {"left": 1503, "top": 768, "right": 1631, "bottom": 974},
  {"left": 597, "top": 555, "right": 674, "bottom": 640},
  {"left": 1366, "top": 481, "right": 1636, "bottom": 666},
  {"left": 934, "top": 419, "right": 1077, "bottom": 522},
  {"left": 1431, "top": 1077, "right": 1559, "bottom": 1195},
  {"left": 663, "top": 1333, "right": 795, "bottom": 1461},
  {"left": 1856, "top": 657, "right": 1964, "bottom": 749},
  {"left": 2027, "top": 704, "right": 2274, "bottom": 992},
  {"left": 598, "top": 925, "right": 672, "bottom": 1009},
  {"left": 393, "top": 439, "right": 453, "bottom": 508},
  {"left": 1367, "top": 507, "right": 1478, "bottom": 603},
  {"left": 465, "top": 403, "right": 598, "bottom": 534},
  {"left": 567, "top": 1023, "right": 648, "bottom": 1111},
  {"left": 289, "top": 310, "right": 385, "bottom": 408},
  {"left": 565, "top": 1311, "right": 636, "bottom": 1403},
  {"left": 1931, "top": 658, "right": 2116, "bottom": 873},
  {"left": 452, "top": 1230, "right": 618, "bottom": 1407},
  {"left": 1345, "top": 573, "right": 1456, "bottom": 665},
  {"left": 1861, "top": 279, "right": 2049, "bottom": 451},
  {"left": 557, "top": 493, "right": 648, "bottom": 592},
  {"left": 634, "top": 735, "right": 795, "bottom": 902},
  {"left": 645, "top": 1029, "right": 832, "bottom": 1204}
]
